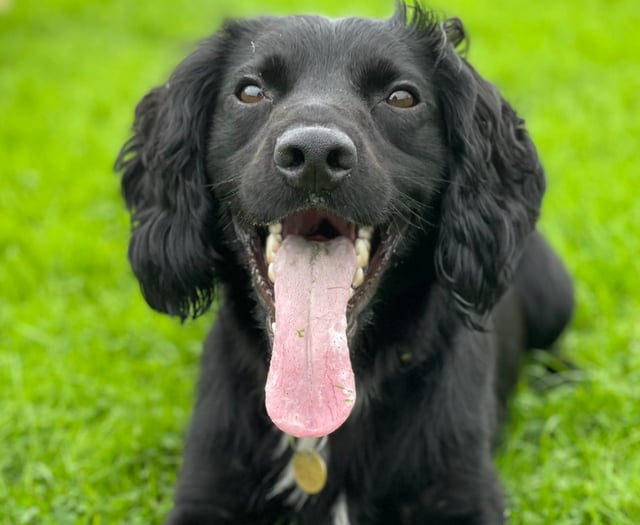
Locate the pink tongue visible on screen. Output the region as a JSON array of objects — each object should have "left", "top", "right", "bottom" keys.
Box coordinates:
[{"left": 265, "top": 235, "right": 357, "bottom": 438}]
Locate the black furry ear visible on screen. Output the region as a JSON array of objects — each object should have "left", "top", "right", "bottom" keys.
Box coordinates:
[
  {"left": 115, "top": 36, "right": 226, "bottom": 319},
  {"left": 432, "top": 18, "right": 546, "bottom": 322}
]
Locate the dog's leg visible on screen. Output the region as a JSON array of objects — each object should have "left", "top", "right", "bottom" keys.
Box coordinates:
[
  {"left": 512, "top": 231, "right": 575, "bottom": 351},
  {"left": 491, "top": 230, "right": 575, "bottom": 422},
  {"left": 163, "top": 309, "right": 292, "bottom": 525}
]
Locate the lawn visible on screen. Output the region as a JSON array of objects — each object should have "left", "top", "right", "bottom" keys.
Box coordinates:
[{"left": 1, "top": 0, "right": 638, "bottom": 523}]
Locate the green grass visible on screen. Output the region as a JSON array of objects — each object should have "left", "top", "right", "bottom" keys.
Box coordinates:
[{"left": 1, "top": 0, "right": 638, "bottom": 523}]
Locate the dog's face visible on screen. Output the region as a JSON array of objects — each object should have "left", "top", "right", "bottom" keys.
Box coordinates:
[
  {"left": 210, "top": 14, "right": 445, "bottom": 227},
  {"left": 117, "top": 4, "right": 544, "bottom": 439}
]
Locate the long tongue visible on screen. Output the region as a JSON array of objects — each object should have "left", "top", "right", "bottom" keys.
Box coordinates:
[{"left": 265, "top": 235, "right": 357, "bottom": 438}]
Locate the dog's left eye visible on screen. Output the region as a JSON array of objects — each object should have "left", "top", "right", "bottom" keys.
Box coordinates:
[
  {"left": 386, "top": 89, "right": 417, "bottom": 108},
  {"left": 237, "top": 84, "right": 265, "bottom": 104}
]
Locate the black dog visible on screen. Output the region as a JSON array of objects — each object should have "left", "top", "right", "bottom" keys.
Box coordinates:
[{"left": 117, "top": 3, "right": 574, "bottom": 523}]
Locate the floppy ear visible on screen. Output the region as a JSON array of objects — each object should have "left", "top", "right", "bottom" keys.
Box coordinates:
[
  {"left": 115, "top": 37, "right": 226, "bottom": 319},
  {"left": 432, "top": 20, "right": 545, "bottom": 322}
]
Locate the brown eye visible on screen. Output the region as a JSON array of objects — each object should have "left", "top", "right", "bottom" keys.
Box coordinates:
[
  {"left": 238, "top": 84, "right": 265, "bottom": 104},
  {"left": 386, "top": 89, "right": 416, "bottom": 108}
]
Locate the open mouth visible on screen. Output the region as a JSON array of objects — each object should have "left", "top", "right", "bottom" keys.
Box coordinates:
[
  {"left": 237, "top": 210, "right": 403, "bottom": 438},
  {"left": 243, "top": 210, "right": 400, "bottom": 324}
]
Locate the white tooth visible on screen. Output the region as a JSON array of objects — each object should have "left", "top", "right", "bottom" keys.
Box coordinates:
[
  {"left": 352, "top": 267, "right": 364, "bottom": 288},
  {"left": 266, "top": 233, "right": 282, "bottom": 264},
  {"left": 268, "top": 222, "right": 282, "bottom": 234},
  {"left": 268, "top": 263, "right": 276, "bottom": 283},
  {"left": 355, "top": 238, "right": 370, "bottom": 268},
  {"left": 358, "top": 225, "right": 374, "bottom": 240},
  {"left": 271, "top": 322, "right": 276, "bottom": 333},
  {"left": 349, "top": 288, "right": 355, "bottom": 298}
]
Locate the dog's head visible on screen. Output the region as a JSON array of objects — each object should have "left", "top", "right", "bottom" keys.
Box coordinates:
[{"left": 116, "top": 3, "right": 544, "bottom": 437}]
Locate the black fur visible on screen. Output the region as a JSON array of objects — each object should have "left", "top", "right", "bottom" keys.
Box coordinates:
[{"left": 116, "top": 3, "right": 574, "bottom": 524}]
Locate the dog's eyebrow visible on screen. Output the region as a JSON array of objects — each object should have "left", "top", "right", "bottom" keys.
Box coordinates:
[
  {"left": 351, "top": 56, "right": 404, "bottom": 91},
  {"left": 236, "top": 53, "right": 289, "bottom": 91},
  {"left": 259, "top": 54, "right": 289, "bottom": 78}
]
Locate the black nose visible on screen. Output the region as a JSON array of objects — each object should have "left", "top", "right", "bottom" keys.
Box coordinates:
[{"left": 274, "top": 126, "right": 357, "bottom": 192}]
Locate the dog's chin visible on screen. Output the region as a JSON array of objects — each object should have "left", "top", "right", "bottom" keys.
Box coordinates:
[{"left": 234, "top": 208, "right": 405, "bottom": 344}]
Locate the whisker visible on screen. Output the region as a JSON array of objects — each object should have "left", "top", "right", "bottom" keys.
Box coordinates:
[
  {"left": 390, "top": 191, "right": 434, "bottom": 231},
  {"left": 390, "top": 172, "right": 473, "bottom": 191}
]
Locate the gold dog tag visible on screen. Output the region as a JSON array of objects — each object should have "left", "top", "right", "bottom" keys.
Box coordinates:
[{"left": 293, "top": 449, "right": 327, "bottom": 494}]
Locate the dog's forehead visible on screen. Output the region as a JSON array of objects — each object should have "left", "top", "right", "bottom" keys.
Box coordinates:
[
  {"left": 228, "top": 15, "right": 419, "bottom": 81},
  {"left": 251, "top": 15, "right": 393, "bottom": 49}
]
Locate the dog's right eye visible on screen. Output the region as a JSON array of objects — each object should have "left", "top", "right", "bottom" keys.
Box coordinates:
[
  {"left": 386, "top": 89, "right": 417, "bottom": 109},
  {"left": 237, "top": 84, "right": 265, "bottom": 104}
]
